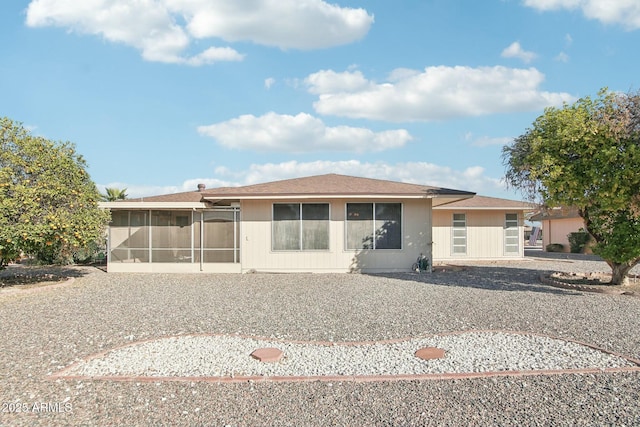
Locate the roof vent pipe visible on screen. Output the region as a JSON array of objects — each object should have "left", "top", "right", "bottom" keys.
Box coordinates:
[{"left": 197, "top": 183, "right": 206, "bottom": 192}]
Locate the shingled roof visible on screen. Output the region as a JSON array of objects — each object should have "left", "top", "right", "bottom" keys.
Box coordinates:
[
  {"left": 434, "top": 195, "right": 536, "bottom": 210},
  {"left": 529, "top": 206, "right": 581, "bottom": 221},
  {"left": 102, "top": 174, "right": 476, "bottom": 207},
  {"left": 201, "top": 174, "right": 475, "bottom": 200},
  {"left": 123, "top": 191, "right": 207, "bottom": 203}
]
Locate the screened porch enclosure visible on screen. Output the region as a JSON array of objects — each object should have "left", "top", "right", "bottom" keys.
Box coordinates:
[{"left": 109, "top": 209, "right": 240, "bottom": 264}]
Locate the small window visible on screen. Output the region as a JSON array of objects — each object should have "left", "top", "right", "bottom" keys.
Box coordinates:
[
  {"left": 505, "top": 213, "right": 519, "bottom": 254},
  {"left": 452, "top": 213, "right": 467, "bottom": 255}
]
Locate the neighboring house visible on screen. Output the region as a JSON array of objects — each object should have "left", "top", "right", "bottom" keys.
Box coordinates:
[
  {"left": 432, "top": 196, "right": 536, "bottom": 261},
  {"left": 529, "top": 207, "right": 585, "bottom": 253},
  {"left": 100, "top": 174, "right": 474, "bottom": 273}
]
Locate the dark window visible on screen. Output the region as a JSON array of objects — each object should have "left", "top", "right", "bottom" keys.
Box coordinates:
[{"left": 346, "top": 203, "right": 402, "bottom": 250}]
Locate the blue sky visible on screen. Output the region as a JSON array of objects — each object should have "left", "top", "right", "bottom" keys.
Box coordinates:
[{"left": 2, "top": 0, "right": 639, "bottom": 199}]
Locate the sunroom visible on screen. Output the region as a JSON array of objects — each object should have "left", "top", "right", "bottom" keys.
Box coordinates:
[{"left": 105, "top": 203, "right": 241, "bottom": 273}]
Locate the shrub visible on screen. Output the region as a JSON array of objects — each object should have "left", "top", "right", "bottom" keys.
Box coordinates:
[
  {"left": 546, "top": 243, "right": 565, "bottom": 252},
  {"left": 568, "top": 230, "right": 591, "bottom": 253}
]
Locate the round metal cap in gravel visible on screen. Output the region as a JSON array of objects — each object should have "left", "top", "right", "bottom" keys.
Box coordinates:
[
  {"left": 250, "top": 347, "right": 284, "bottom": 362},
  {"left": 415, "top": 347, "right": 446, "bottom": 360}
]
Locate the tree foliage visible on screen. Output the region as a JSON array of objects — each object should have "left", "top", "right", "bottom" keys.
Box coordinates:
[
  {"left": 101, "top": 187, "right": 128, "bottom": 201},
  {"left": 0, "top": 118, "right": 110, "bottom": 268},
  {"left": 503, "top": 89, "right": 640, "bottom": 285}
]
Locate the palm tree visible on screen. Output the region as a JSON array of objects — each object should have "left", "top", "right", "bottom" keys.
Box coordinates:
[{"left": 101, "top": 187, "right": 128, "bottom": 202}]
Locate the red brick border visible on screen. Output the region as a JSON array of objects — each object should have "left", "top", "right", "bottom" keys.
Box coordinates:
[
  {"left": 49, "top": 330, "right": 640, "bottom": 384},
  {"left": 51, "top": 366, "right": 640, "bottom": 384},
  {"left": 540, "top": 273, "right": 639, "bottom": 296}
]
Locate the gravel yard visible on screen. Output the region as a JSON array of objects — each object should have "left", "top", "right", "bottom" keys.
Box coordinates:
[{"left": 1, "top": 252, "right": 640, "bottom": 426}]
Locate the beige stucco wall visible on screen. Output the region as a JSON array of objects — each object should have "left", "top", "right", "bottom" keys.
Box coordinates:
[
  {"left": 432, "top": 210, "right": 525, "bottom": 260},
  {"left": 240, "top": 198, "right": 432, "bottom": 273},
  {"left": 106, "top": 199, "right": 433, "bottom": 273},
  {"left": 540, "top": 217, "right": 584, "bottom": 252}
]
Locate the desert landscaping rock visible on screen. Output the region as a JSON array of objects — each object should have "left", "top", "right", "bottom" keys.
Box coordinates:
[
  {"left": 1, "top": 252, "right": 640, "bottom": 426},
  {"left": 56, "top": 332, "right": 636, "bottom": 380}
]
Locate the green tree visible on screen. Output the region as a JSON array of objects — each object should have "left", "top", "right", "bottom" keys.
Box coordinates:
[
  {"left": 101, "top": 187, "right": 128, "bottom": 201},
  {"left": 503, "top": 89, "right": 640, "bottom": 285},
  {"left": 0, "top": 118, "right": 110, "bottom": 268}
]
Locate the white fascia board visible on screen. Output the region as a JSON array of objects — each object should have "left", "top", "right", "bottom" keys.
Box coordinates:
[
  {"left": 204, "top": 194, "right": 435, "bottom": 201},
  {"left": 434, "top": 206, "right": 533, "bottom": 211},
  {"left": 99, "top": 202, "right": 208, "bottom": 209}
]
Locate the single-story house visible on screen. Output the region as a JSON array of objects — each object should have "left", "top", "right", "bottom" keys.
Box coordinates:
[
  {"left": 433, "top": 195, "right": 536, "bottom": 260},
  {"left": 100, "top": 174, "right": 532, "bottom": 273},
  {"left": 529, "top": 207, "right": 585, "bottom": 252}
]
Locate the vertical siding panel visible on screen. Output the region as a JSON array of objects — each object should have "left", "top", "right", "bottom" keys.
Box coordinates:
[
  {"left": 433, "top": 209, "right": 526, "bottom": 261},
  {"left": 431, "top": 211, "right": 451, "bottom": 260}
]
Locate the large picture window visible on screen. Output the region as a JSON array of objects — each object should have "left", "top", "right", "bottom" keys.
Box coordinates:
[
  {"left": 272, "top": 203, "right": 330, "bottom": 251},
  {"left": 346, "top": 203, "right": 402, "bottom": 250}
]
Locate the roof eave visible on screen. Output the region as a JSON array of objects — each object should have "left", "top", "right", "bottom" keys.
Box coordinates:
[
  {"left": 429, "top": 193, "right": 476, "bottom": 206},
  {"left": 434, "top": 206, "right": 537, "bottom": 211},
  {"left": 203, "top": 192, "right": 475, "bottom": 201},
  {"left": 99, "top": 202, "right": 209, "bottom": 209}
]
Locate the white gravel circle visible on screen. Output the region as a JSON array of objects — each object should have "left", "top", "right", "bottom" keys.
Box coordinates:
[{"left": 63, "top": 331, "right": 637, "bottom": 379}]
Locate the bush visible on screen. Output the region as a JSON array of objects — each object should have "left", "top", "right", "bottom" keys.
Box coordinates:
[
  {"left": 0, "top": 117, "right": 110, "bottom": 270},
  {"left": 72, "top": 238, "right": 107, "bottom": 265},
  {"left": 568, "top": 230, "right": 591, "bottom": 253},
  {"left": 546, "top": 243, "right": 565, "bottom": 252}
]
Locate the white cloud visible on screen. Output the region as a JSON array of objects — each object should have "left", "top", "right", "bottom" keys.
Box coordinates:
[
  {"left": 185, "top": 47, "right": 245, "bottom": 66},
  {"left": 25, "top": 0, "right": 374, "bottom": 64},
  {"left": 501, "top": 41, "right": 538, "bottom": 63},
  {"left": 99, "top": 179, "right": 236, "bottom": 199},
  {"left": 98, "top": 182, "right": 177, "bottom": 200},
  {"left": 465, "top": 133, "right": 514, "bottom": 147},
  {"left": 104, "top": 160, "right": 514, "bottom": 199},
  {"left": 524, "top": 0, "right": 582, "bottom": 9},
  {"left": 304, "top": 69, "right": 371, "bottom": 95},
  {"left": 197, "top": 112, "right": 412, "bottom": 153},
  {"left": 26, "top": 0, "right": 193, "bottom": 64},
  {"left": 212, "top": 160, "right": 506, "bottom": 195},
  {"left": 565, "top": 33, "right": 574, "bottom": 46},
  {"left": 553, "top": 34, "right": 573, "bottom": 63},
  {"left": 524, "top": 0, "right": 640, "bottom": 30},
  {"left": 264, "top": 78, "right": 276, "bottom": 90},
  {"left": 174, "top": 0, "right": 374, "bottom": 50},
  {"left": 306, "top": 66, "right": 575, "bottom": 122}
]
